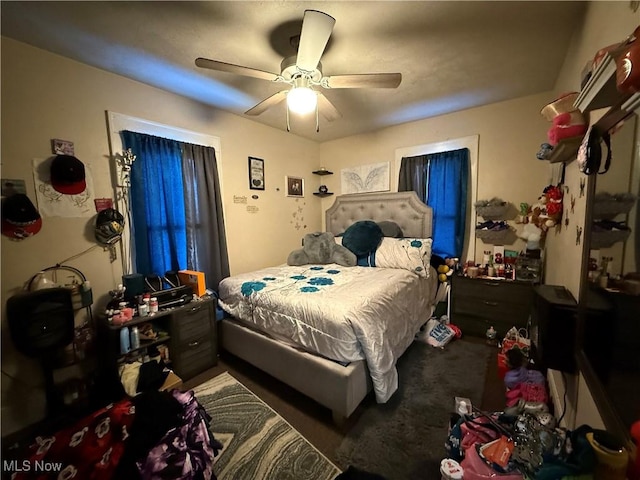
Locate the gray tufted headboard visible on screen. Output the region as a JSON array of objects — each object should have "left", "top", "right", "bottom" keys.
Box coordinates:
[{"left": 325, "top": 191, "right": 433, "bottom": 238}]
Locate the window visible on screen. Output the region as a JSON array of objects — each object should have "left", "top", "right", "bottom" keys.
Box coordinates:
[
  {"left": 395, "top": 136, "right": 478, "bottom": 261},
  {"left": 107, "top": 112, "right": 229, "bottom": 289}
]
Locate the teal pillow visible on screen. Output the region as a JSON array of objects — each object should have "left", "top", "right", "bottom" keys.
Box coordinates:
[{"left": 342, "top": 221, "right": 384, "bottom": 257}]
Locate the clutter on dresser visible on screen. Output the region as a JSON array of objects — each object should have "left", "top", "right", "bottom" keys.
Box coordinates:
[{"left": 100, "top": 285, "right": 218, "bottom": 389}]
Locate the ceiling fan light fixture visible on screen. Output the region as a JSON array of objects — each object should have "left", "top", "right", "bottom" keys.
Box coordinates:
[{"left": 287, "top": 86, "right": 317, "bottom": 115}]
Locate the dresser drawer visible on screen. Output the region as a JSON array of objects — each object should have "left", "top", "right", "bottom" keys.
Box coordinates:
[
  {"left": 173, "top": 303, "right": 213, "bottom": 344},
  {"left": 455, "top": 278, "right": 532, "bottom": 304},
  {"left": 452, "top": 296, "right": 532, "bottom": 323},
  {"left": 173, "top": 337, "right": 216, "bottom": 380},
  {"left": 451, "top": 275, "right": 533, "bottom": 338}
]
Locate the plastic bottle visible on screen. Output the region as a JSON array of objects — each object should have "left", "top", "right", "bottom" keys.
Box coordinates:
[
  {"left": 120, "top": 327, "right": 131, "bottom": 354},
  {"left": 130, "top": 326, "right": 140, "bottom": 350},
  {"left": 486, "top": 326, "right": 497, "bottom": 345},
  {"left": 149, "top": 297, "right": 159, "bottom": 313}
]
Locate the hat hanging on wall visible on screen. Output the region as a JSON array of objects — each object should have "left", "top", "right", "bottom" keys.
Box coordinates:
[
  {"left": 95, "top": 208, "right": 125, "bottom": 245},
  {"left": 50, "top": 154, "right": 86, "bottom": 195},
  {"left": 1, "top": 193, "right": 43, "bottom": 240}
]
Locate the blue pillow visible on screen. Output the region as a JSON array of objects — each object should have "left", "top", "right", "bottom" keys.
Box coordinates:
[{"left": 342, "top": 220, "right": 384, "bottom": 257}]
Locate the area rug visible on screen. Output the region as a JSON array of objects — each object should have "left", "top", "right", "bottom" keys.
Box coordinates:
[
  {"left": 193, "top": 371, "right": 341, "bottom": 480},
  {"left": 335, "top": 339, "right": 493, "bottom": 479}
]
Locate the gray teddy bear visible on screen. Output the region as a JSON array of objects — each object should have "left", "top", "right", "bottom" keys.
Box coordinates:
[{"left": 287, "top": 231, "right": 357, "bottom": 267}]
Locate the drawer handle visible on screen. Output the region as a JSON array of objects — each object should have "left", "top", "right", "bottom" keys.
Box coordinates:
[
  {"left": 189, "top": 306, "right": 202, "bottom": 313},
  {"left": 188, "top": 341, "right": 200, "bottom": 347},
  {"left": 483, "top": 301, "right": 499, "bottom": 307},
  {"left": 483, "top": 282, "right": 500, "bottom": 286}
]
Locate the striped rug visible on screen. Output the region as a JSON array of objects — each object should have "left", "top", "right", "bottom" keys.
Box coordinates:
[{"left": 193, "top": 372, "right": 341, "bottom": 480}]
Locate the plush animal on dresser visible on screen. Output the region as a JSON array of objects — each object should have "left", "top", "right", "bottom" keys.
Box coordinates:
[{"left": 287, "top": 231, "right": 357, "bottom": 267}]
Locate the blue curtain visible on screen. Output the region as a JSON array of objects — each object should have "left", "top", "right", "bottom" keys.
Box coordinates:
[
  {"left": 122, "top": 131, "right": 187, "bottom": 276},
  {"left": 427, "top": 148, "right": 469, "bottom": 258}
]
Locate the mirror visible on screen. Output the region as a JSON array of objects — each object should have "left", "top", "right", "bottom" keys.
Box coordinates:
[
  {"left": 578, "top": 114, "right": 640, "bottom": 446},
  {"left": 591, "top": 116, "right": 639, "bottom": 277}
]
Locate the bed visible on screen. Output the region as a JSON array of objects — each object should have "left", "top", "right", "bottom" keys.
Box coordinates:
[{"left": 218, "top": 191, "right": 438, "bottom": 422}]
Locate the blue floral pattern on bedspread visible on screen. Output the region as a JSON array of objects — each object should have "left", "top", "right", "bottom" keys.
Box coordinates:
[
  {"left": 241, "top": 281, "right": 266, "bottom": 296},
  {"left": 240, "top": 266, "right": 341, "bottom": 296}
]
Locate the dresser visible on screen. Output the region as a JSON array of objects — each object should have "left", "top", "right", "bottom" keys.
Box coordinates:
[
  {"left": 100, "top": 297, "right": 217, "bottom": 385},
  {"left": 451, "top": 275, "right": 534, "bottom": 338}
]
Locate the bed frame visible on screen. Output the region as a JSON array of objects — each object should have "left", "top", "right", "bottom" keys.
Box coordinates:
[{"left": 220, "top": 191, "right": 433, "bottom": 423}]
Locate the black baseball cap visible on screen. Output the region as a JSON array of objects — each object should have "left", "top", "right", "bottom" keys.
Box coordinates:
[
  {"left": 95, "top": 208, "right": 125, "bottom": 245},
  {"left": 1, "top": 194, "right": 42, "bottom": 239},
  {"left": 50, "top": 155, "right": 86, "bottom": 195}
]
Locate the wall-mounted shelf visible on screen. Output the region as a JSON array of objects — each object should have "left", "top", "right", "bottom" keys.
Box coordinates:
[
  {"left": 313, "top": 192, "right": 334, "bottom": 197},
  {"left": 574, "top": 52, "right": 634, "bottom": 133},
  {"left": 312, "top": 169, "right": 333, "bottom": 176},
  {"left": 547, "top": 136, "right": 583, "bottom": 164},
  {"left": 574, "top": 53, "right": 620, "bottom": 113},
  {"left": 622, "top": 92, "right": 640, "bottom": 115}
]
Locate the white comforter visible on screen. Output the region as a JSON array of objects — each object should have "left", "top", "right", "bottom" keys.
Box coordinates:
[{"left": 218, "top": 263, "right": 437, "bottom": 402}]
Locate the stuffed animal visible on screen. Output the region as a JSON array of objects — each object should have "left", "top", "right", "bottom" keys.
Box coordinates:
[
  {"left": 524, "top": 185, "right": 564, "bottom": 237},
  {"left": 519, "top": 223, "right": 542, "bottom": 250},
  {"left": 287, "top": 231, "right": 357, "bottom": 267},
  {"left": 430, "top": 254, "right": 456, "bottom": 283}
]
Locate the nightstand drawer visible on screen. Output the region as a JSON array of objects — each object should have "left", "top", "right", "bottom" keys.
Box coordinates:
[
  {"left": 173, "top": 337, "right": 216, "bottom": 380},
  {"left": 455, "top": 278, "right": 532, "bottom": 304},
  {"left": 453, "top": 296, "right": 532, "bottom": 322},
  {"left": 451, "top": 275, "right": 533, "bottom": 338},
  {"left": 173, "top": 303, "right": 212, "bottom": 344}
]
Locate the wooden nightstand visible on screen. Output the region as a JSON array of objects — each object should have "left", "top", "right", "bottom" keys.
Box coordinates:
[
  {"left": 451, "top": 275, "right": 534, "bottom": 338},
  {"left": 100, "top": 298, "right": 218, "bottom": 386}
]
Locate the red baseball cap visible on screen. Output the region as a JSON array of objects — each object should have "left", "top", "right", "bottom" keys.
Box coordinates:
[
  {"left": 50, "top": 155, "right": 86, "bottom": 195},
  {"left": 1, "top": 194, "right": 42, "bottom": 239}
]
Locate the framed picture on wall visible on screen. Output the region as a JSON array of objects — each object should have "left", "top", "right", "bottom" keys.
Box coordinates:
[
  {"left": 248, "top": 157, "right": 265, "bottom": 190},
  {"left": 286, "top": 176, "right": 304, "bottom": 197}
]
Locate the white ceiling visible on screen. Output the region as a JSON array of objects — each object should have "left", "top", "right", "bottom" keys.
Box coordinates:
[{"left": 1, "top": 1, "right": 586, "bottom": 142}]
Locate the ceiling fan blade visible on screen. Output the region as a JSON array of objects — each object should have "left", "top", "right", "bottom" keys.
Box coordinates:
[
  {"left": 296, "top": 10, "right": 335, "bottom": 72},
  {"left": 317, "top": 93, "right": 342, "bottom": 121},
  {"left": 245, "top": 91, "right": 289, "bottom": 116},
  {"left": 324, "top": 73, "right": 402, "bottom": 89},
  {"left": 196, "top": 57, "right": 279, "bottom": 82}
]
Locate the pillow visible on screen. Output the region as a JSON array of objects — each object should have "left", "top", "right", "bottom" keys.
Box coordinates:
[
  {"left": 377, "top": 221, "right": 404, "bottom": 238},
  {"left": 375, "top": 237, "right": 433, "bottom": 277},
  {"left": 342, "top": 221, "right": 384, "bottom": 256}
]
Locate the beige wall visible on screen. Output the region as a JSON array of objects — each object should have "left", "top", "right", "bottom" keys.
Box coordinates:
[{"left": 1, "top": 37, "right": 320, "bottom": 435}]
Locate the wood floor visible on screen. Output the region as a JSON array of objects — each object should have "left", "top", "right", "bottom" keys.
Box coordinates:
[{"left": 183, "top": 336, "right": 506, "bottom": 466}]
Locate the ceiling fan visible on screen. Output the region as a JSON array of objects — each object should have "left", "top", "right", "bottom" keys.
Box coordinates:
[{"left": 195, "top": 10, "right": 402, "bottom": 130}]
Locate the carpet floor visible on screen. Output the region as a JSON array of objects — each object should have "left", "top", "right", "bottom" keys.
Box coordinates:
[
  {"left": 184, "top": 337, "right": 500, "bottom": 478},
  {"left": 193, "top": 371, "right": 341, "bottom": 480},
  {"left": 334, "top": 339, "right": 493, "bottom": 479}
]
